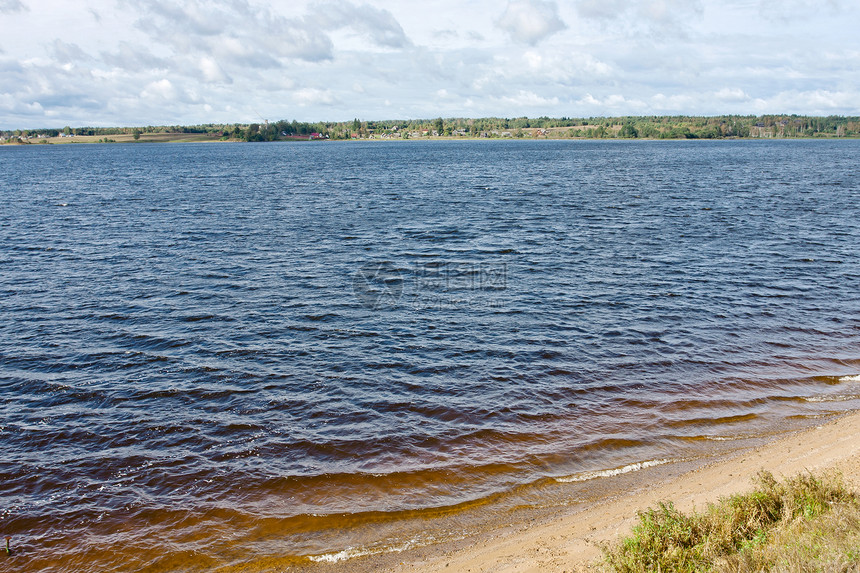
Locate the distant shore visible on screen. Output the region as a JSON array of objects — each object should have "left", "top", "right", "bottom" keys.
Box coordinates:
[
  {"left": 3, "top": 132, "right": 860, "bottom": 146},
  {"left": 0, "top": 132, "right": 226, "bottom": 145},
  {"left": 3, "top": 114, "right": 860, "bottom": 144}
]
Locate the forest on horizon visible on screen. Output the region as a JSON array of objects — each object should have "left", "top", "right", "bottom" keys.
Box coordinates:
[{"left": 4, "top": 114, "right": 860, "bottom": 142}]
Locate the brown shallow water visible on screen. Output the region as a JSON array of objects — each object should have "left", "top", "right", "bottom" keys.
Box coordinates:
[{"left": 4, "top": 373, "right": 859, "bottom": 572}]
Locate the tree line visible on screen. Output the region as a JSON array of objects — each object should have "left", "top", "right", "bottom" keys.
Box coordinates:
[{"left": 4, "top": 115, "right": 860, "bottom": 142}]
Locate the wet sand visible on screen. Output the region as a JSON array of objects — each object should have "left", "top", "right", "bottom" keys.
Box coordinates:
[{"left": 375, "top": 410, "right": 860, "bottom": 573}]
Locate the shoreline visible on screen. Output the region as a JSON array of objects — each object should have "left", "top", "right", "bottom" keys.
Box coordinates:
[
  {"left": 305, "top": 409, "right": 860, "bottom": 573},
  {"left": 385, "top": 409, "right": 860, "bottom": 573},
  {"left": 3, "top": 134, "right": 860, "bottom": 146}
]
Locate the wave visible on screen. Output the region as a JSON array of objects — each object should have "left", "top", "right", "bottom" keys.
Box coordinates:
[{"left": 555, "top": 458, "right": 676, "bottom": 483}]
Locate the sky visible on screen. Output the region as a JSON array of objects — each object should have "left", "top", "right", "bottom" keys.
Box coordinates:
[{"left": 1, "top": 0, "right": 859, "bottom": 128}]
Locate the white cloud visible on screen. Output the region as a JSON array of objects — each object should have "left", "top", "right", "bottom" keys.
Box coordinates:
[
  {"left": 0, "top": 0, "right": 27, "bottom": 13},
  {"left": 767, "top": 89, "right": 860, "bottom": 114},
  {"left": 141, "top": 78, "right": 177, "bottom": 101},
  {"left": 293, "top": 87, "right": 337, "bottom": 106},
  {"left": 499, "top": 90, "right": 560, "bottom": 107},
  {"left": 576, "top": 93, "right": 646, "bottom": 111},
  {"left": 576, "top": 0, "right": 625, "bottom": 20},
  {"left": 0, "top": 0, "right": 859, "bottom": 127},
  {"left": 649, "top": 93, "right": 696, "bottom": 112},
  {"left": 758, "top": 0, "right": 842, "bottom": 21},
  {"left": 127, "top": 0, "right": 335, "bottom": 63},
  {"left": 496, "top": 0, "right": 566, "bottom": 45},
  {"left": 575, "top": 0, "right": 703, "bottom": 36},
  {"left": 50, "top": 40, "right": 89, "bottom": 64},
  {"left": 638, "top": 0, "right": 702, "bottom": 26},
  {"left": 310, "top": 1, "right": 411, "bottom": 49},
  {"left": 199, "top": 57, "right": 230, "bottom": 83},
  {"left": 715, "top": 87, "right": 748, "bottom": 102},
  {"left": 519, "top": 49, "right": 612, "bottom": 80}
]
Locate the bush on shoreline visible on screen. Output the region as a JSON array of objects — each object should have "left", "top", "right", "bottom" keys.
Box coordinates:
[{"left": 603, "top": 470, "right": 859, "bottom": 572}]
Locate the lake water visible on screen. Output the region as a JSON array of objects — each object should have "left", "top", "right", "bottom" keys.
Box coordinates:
[{"left": 2, "top": 139, "right": 859, "bottom": 570}]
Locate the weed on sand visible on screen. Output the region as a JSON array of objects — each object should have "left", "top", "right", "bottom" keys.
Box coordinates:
[{"left": 603, "top": 470, "right": 860, "bottom": 572}]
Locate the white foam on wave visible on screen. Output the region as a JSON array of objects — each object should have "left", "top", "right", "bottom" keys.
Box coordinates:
[
  {"left": 308, "top": 538, "right": 422, "bottom": 563},
  {"left": 803, "top": 375, "right": 860, "bottom": 403},
  {"left": 806, "top": 395, "right": 858, "bottom": 403},
  {"left": 555, "top": 458, "right": 674, "bottom": 484}
]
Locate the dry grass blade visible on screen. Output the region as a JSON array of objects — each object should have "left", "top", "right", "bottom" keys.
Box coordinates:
[{"left": 603, "top": 471, "right": 859, "bottom": 573}]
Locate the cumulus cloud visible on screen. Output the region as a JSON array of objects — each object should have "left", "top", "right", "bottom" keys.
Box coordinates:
[
  {"left": 139, "top": 0, "right": 236, "bottom": 36},
  {"left": 576, "top": 0, "right": 625, "bottom": 20},
  {"left": 1, "top": 0, "right": 859, "bottom": 127},
  {"left": 126, "top": 0, "right": 334, "bottom": 63},
  {"left": 521, "top": 49, "right": 613, "bottom": 80},
  {"left": 310, "top": 1, "right": 411, "bottom": 48},
  {"left": 577, "top": 92, "right": 647, "bottom": 111},
  {"left": 0, "top": 0, "right": 27, "bottom": 13},
  {"left": 51, "top": 40, "right": 90, "bottom": 64},
  {"left": 496, "top": 0, "right": 566, "bottom": 45},
  {"left": 639, "top": 0, "right": 702, "bottom": 26},
  {"left": 293, "top": 87, "right": 337, "bottom": 106},
  {"left": 758, "top": 0, "right": 842, "bottom": 21},
  {"left": 100, "top": 42, "right": 168, "bottom": 71},
  {"left": 575, "top": 0, "right": 703, "bottom": 35},
  {"left": 649, "top": 92, "right": 697, "bottom": 112},
  {"left": 126, "top": 0, "right": 411, "bottom": 67},
  {"left": 715, "top": 87, "right": 749, "bottom": 102},
  {"left": 141, "top": 78, "right": 178, "bottom": 101},
  {"left": 199, "top": 57, "right": 231, "bottom": 83},
  {"left": 767, "top": 89, "right": 860, "bottom": 113},
  {"left": 499, "top": 90, "right": 560, "bottom": 107}
]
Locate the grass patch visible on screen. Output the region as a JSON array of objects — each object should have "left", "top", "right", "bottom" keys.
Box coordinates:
[{"left": 603, "top": 470, "right": 860, "bottom": 572}]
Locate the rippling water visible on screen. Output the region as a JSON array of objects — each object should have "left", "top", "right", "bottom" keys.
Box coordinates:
[{"left": 2, "top": 140, "right": 860, "bottom": 570}]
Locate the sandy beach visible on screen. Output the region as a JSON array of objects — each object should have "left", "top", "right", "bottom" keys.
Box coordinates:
[{"left": 370, "top": 410, "right": 860, "bottom": 573}]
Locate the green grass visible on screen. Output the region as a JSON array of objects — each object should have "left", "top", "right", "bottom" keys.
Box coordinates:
[{"left": 603, "top": 471, "right": 860, "bottom": 572}]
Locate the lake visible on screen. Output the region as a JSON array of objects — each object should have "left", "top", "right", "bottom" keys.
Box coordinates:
[{"left": 2, "top": 139, "right": 859, "bottom": 570}]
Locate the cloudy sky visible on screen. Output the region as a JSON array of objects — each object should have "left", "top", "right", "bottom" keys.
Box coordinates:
[{"left": 1, "top": 0, "right": 858, "bottom": 127}]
